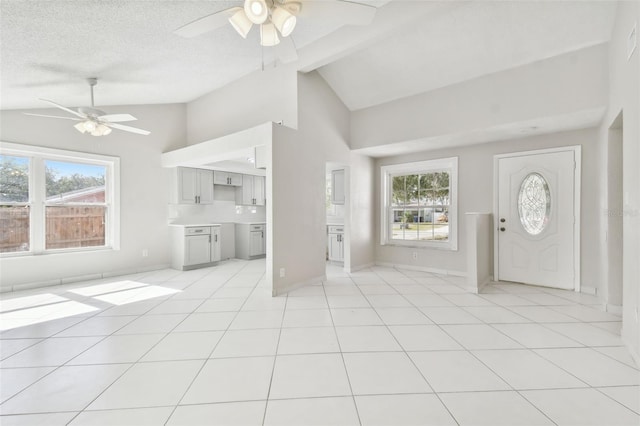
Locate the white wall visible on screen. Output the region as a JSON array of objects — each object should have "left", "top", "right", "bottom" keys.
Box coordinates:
[
  {"left": 186, "top": 64, "right": 298, "bottom": 145},
  {"left": 351, "top": 44, "right": 608, "bottom": 150},
  {"left": 347, "top": 152, "right": 376, "bottom": 271},
  {"left": 269, "top": 71, "right": 352, "bottom": 294},
  {"left": 375, "top": 128, "right": 603, "bottom": 293},
  {"left": 0, "top": 104, "right": 187, "bottom": 289},
  {"left": 600, "top": 0, "right": 640, "bottom": 363}
]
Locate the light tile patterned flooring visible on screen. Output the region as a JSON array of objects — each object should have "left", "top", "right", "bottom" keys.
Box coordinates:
[{"left": 0, "top": 260, "right": 639, "bottom": 425}]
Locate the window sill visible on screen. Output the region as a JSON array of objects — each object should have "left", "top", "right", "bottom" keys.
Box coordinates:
[{"left": 381, "top": 240, "right": 458, "bottom": 251}]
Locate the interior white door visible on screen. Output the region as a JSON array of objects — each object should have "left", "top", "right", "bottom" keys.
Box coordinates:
[{"left": 497, "top": 150, "right": 576, "bottom": 289}]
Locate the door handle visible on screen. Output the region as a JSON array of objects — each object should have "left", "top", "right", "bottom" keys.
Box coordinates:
[
  {"left": 500, "top": 218, "right": 506, "bottom": 223},
  {"left": 500, "top": 227, "right": 506, "bottom": 232}
]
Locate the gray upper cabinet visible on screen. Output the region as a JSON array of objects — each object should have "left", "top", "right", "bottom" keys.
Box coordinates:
[
  {"left": 237, "top": 175, "right": 265, "bottom": 206},
  {"left": 174, "top": 167, "right": 214, "bottom": 204},
  {"left": 213, "top": 171, "right": 243, "bottom": 187},
  {"left": 331, "top": 169, "right": 345, "bottom": 205}
]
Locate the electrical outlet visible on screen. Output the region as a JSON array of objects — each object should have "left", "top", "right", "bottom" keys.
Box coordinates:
[
  {"left": 142, "top": 249, "right": 149, "bottom": 257},
  {"left": 412, "top": 252, "right": 418, "bottom": 260},
  {"left": 280, "top": 268, "right": 285, "bottom": 278}
]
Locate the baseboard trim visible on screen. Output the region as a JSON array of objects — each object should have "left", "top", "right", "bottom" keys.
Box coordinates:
[
  {"left": 621, "top": 330, "right": 640, "bottom": 368},
  {"left": 375, "top": 261, "right": 466, "bottom": 277},
  {"left": 273, "top": 274, "right": 327, "bottom": 297},
  {"left": 347, "top": 262, "right": 375, "bottom": 274},
  {"left": 581, "top": 286, "right": 598, "bottom": 296},
  {"left": 606, "top": 304, "right": 623, "bottom": 315},
  {"left": 1, "top": 263, "right": 171, "bottom": 294}
]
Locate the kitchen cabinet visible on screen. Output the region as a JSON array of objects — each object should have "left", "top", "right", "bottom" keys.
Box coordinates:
[
  {"left": 327, "top": 225, "right": 344, "bottom": 262},
  {"left": 171, "top": 225, "right": 221, "bottom": 270},
  {"left": 174, "top": 167, "right": 214, "bottom": 204},
  {"left": 236, "top": 223, "right": 266, "bottom": 259},
  {"left": 214, "top": 171, "right": 243, "bottom": 187},
  {"left": 237, "top": 174, "right": 265, "bottom": 206},
  {"left": 211, "top": 226, "right": 221, "bottom": 262},
  {"left": 331, "top": 169, "right": 345, "bottom": 205}
]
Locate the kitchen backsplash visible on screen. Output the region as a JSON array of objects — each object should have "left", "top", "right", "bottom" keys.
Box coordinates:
[{"left": 168, "top": 185, "right": 266, "bottom": 224}]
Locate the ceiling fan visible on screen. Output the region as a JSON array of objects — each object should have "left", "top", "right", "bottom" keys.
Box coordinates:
[
  {"left": 174, "top": 0, "right": 377, "bottom": 63},
  {"left": 24, "top": 78, "right": 150, "bottom": 136}
]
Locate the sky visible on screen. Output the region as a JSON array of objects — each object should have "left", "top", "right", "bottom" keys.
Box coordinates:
[
  {"left": 2, "top": 155, "right": 105, "bottom": 179},
  {"left": 45, "top": 160, "right": 105, "bottom": 179}
]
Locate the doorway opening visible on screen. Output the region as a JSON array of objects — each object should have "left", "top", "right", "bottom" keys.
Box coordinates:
[
  {"left": 326, "top": 163, "right": 349, "bottom": 277},
  {"left": 607, "top": 112, "right": 624, "bottom": 314}
]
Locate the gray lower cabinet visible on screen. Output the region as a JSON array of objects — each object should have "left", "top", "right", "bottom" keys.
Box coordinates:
[
  {"left": 327, "top": 225, "right": 344, "bottom": 262},
  {"left": 236, "top": 223, "right": 266, "bottom": 260},
  {"left": 171, "top": 225, "right": 221, "bottom": 270}
]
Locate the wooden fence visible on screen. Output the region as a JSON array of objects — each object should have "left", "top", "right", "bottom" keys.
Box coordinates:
[{"left": 0, "top": 205, "right": 105, "bottom": 252}]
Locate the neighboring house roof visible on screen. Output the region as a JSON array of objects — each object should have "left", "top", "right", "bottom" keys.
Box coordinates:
[{"left": 46, "top": 186, "right": 105, "bottom": 203}]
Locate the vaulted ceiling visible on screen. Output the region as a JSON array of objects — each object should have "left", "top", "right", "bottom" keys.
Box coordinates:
[{"left": 0, "top": 0, "right": 617, "bottom": 111}]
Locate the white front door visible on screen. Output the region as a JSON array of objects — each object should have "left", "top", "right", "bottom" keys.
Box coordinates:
[{"left": 497, "top": 149, "right": 578, "bottom": 289}]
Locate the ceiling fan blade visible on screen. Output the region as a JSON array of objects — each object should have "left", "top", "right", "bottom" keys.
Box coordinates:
[
  {"left": 98, "top": 113, "right": 137, "bottom": 122},
  {"left": 23, "top": 113, "right": 82, "bottom": 121},
  {"left": 301, "top": 1, "right": 377, "bottom": 26},
  {"left": 107, "top": 123, "right": 151, "bottom": 136},
  {"left": 40, "top": 99, "right": 87, "bottom": 119},
  {"left": 174, "top": 7, "right": 240, "bottom": 38},
  {"left": 275, "top": 37, "right": 299, "bottom": 64}
]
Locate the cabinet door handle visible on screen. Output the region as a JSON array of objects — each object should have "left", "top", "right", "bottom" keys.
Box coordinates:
[{"left": 215, "top": 234, "right": 218, "bottom": 242}]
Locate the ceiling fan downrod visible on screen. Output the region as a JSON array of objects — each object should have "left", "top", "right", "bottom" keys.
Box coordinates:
[{"left": 87, "top": 77, "right": 97, "bottom": 107}]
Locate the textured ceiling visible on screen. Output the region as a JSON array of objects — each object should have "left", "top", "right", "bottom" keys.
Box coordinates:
[
  {"left": 0, "top": 0, "right": 373, "bottom": 110},
  {"left": 0, "top": 1, "right": 618, "bottom": 112}
]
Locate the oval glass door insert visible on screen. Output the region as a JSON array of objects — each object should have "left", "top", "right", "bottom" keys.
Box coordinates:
[{"left": 518, "top": 173, "right": 551, "bottom": 235}]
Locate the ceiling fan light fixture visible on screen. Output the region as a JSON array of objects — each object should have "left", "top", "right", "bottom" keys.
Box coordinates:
[
  {"left": 260, "top": 22, "right": 280, "bottom": 46},
  {"left": 244, "top": 0, "right": 268, "bottom": 24},
  {"left": 271, "top": 7, "right": 296, "bottom": 37},
  {"left": 229, "top": 9, "right": 253, "bottom": 38},
  {"left": 74, "top": 122, "right": 88, "bottom": 134},
  {"left": 92, "top": 124, "right": 112, "bottom": 136}
]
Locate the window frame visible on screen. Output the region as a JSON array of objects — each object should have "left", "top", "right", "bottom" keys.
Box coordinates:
[
  {"left": 0, "top": 142, "right": 120, "bottom": 257},
  {"left": 380, "top": 157, "right": 458, "bottom": 250}
]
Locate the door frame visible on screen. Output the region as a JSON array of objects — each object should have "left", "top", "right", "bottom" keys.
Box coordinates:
[{"left": 493, "top": 145, "right": 582, "bottom": 291}]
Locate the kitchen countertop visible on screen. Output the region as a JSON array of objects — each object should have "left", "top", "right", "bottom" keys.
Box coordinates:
[
  {"left": 168, "top": 222, "right": 223, "bottom": 227},
  {"left": 234, "top": 222, "right": 266, "bottom": 225}
]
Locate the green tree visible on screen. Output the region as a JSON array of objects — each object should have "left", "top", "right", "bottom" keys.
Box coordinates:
[
  {"left": 0, "top": 157, "right": 29, "bottom": 202},
  {"left": 45, "top": 167, "right": 105, "bottom": 197}
]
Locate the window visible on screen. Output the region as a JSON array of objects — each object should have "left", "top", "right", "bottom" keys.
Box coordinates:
[
  {"left": 381, "top": 157, "right": 458, "bottom": 250},
  {"left": 0, "top": 142, "right": 119, "bottom": 256}
]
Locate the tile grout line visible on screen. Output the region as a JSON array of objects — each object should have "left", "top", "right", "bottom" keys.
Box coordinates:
[
  {"left": 367, "top": 268, "right": 462, "bottom": 426},
  {"left": 322, "top": 273, "right": 363, "bottom": 426},
  {"left": 163, "top": 262, "right": 266, "bottom": 425},
  {"left": 260, "top": 288, "right": 288, "bottom": 426},
  {"left": 60, "top": 266, "right": 244, "bottom": 426},
  {"left": 395, "top": 270, "right": 564, "bottom": 426}
]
